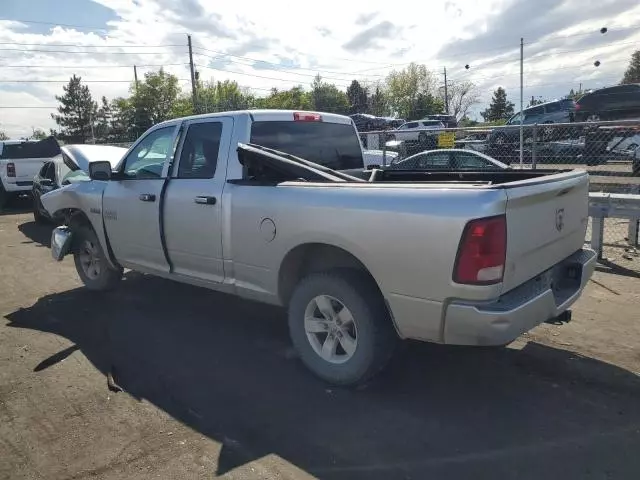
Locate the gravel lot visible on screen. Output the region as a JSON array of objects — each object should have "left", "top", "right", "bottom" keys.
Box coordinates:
[{"left": 1, "top": 201, "right": 639, "bottom": 480}]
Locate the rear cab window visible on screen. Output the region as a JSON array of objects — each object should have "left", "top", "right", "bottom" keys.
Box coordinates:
[
  {"left": 249, "top": 120, "right": 364, "bottom": 170},
  {"left": 0, "top": 137, "right": 60, "bottom": 160}
]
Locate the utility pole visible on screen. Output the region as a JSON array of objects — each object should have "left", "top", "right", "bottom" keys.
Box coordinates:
[
  {"left": 133, "top": 65, "right": 139, "bottom": 94},
  {"left": 187, "top": 34, "right": 197, "bottom": 112},
  {"left": 443, "top": 66, "right": 449, "bottom": 114},
  {"left": 519, "top": 37, "right": 524, "bottom": 168}
]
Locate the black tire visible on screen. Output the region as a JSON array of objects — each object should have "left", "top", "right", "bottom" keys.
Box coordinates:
[
  {"left": 73, "top": 225, "right": 122, "bottom": 291},
  {"left": 32, "top": 196, "right": 48, "bottom": 224},
  {"left": 288, "top": 270, "right": 397, "bottom": 386},
  {"left": 0, "top": 185, "right": 8, "bottom": 211}
]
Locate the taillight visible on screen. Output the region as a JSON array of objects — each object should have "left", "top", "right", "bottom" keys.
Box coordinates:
[
  {"left": 454, "top": 215, "right": 507, "bottom": 285},
  {"left": 6, "top": 162, "right": 15, "bottom": 177},
  {"left": 574, "top": 103, "right": 581, "bottom": 111},
  {"left": 294, "top": 112, "right": 322, "bottom": 122}
]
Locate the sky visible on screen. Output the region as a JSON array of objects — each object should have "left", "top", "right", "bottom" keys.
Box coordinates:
[{"left": 1, "top": 0, "right": 639, "bottom": 137}]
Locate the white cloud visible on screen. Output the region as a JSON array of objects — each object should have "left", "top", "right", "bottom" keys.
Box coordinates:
[{"left": 0, "top": 0, "right": 639, "bottom": 136}]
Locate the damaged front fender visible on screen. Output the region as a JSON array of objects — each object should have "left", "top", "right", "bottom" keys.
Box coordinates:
[{"left": 41, "top": 181, "right": 117, "bottom": 268}]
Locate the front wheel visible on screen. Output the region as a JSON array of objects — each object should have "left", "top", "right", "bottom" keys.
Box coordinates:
[
  {"left": 32, "top": 196, "right": 48, "bottom": 224},
  {"left": 288, "top": 270, "right": 397, "bottom": 386},
  {"left": 73, "top": 225, "right": 122, "bottom": 291}
]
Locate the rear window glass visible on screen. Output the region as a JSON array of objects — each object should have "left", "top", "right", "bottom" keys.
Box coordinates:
[
  {"left": 0, "top": 137, "right": 60, "bottom": 160},
  {"left": 249, "top": 121, "right": 363, "bottom": 170}
]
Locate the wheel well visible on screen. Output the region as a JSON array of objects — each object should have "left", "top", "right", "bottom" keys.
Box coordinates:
[{"left": 278, "top": 243, "right": 380, "bottom": 305}]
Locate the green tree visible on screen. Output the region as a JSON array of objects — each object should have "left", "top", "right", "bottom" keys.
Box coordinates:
[
  {"left": 527, "top": 96, "right": 545, "bottom": 107},
  {"left": 480, "top": 87, "right": 514, "bottom": 122},
  {"left": 196, "top": 78, "right": 255, "bottom": 113},
  {"left": 51, "top": 75, "right": 97, "bottom": 143},
  {"left": 367, "top": 85, "right": 389, "bottom": 117},
  {"left": 621, "top": 50, "right": 640, "bottom": 84},
  {"left": 109, "top": 97, "right": 136, "bottom": 141},
  {"left": 0, "top": 131, "right": 9, "bottom": 140},
  {"left": 256, "top": 86, "right": 312, "bottom": 110},
  {"left": 30, "top": 128, "right": 48, "bottom": 140},
  {"left": 385, "top": 63, "right": 440, "bottom": 119},
  {"left": 310, "top": 75, "right": 349, "bottom": 114},
  {"left": 346, "top": 80, "right": 369, "bottom": 114},
  {"left": 130, "top": 69, "right": 181, "bottom": 132},
  {"left": 94, "top": 96, "right": 112, "bottom": 141}
]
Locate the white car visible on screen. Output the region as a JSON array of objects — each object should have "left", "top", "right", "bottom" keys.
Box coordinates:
[
  {"left": 388, "top": 120, "right": 445, "bottom": 142},
  {"left": 389, "top": 149, "right": 509, "bottom": 170},
  {"left": 362, "top": 149, "right": 399, "bottom": 168}
]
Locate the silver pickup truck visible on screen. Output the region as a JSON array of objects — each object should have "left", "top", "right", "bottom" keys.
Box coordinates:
[{"left": 42, "top": 110, "right": 596, "bottom": 385}]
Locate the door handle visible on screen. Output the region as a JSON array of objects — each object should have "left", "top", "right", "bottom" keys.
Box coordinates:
[
  {"left": 139, "top": 193, "right": 156, "bottom": 202},
  {"left": 194, "top": 196, "right": 217, "bottom": 205}
]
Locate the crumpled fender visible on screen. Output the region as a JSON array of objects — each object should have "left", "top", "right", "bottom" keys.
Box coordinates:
[{"left": 41, "top": 181, "right": 118, "bottom": 269}]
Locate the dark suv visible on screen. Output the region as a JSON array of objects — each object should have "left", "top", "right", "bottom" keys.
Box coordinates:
[
  {"left": 423, "top": 114, "right": 458, "bottom": 128},
  {"left": 574, "top": 84, "right": 640, "bottom": 122}
]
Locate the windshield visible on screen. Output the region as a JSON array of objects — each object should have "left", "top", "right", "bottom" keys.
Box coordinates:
[
  {"left": 250, "top": 121, "right": 363, "bottom": 170},
  {"left": 507, "top": 112, "right": 523, "bottom": 125}
]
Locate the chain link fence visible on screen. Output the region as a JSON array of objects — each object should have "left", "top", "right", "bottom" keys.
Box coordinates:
[{"left": 360, "top": 120, "right": 640, "bottom": 274}]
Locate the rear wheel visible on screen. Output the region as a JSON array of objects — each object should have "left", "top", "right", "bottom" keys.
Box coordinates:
[
  {"left": 0, "top": 185, "right": 8, "bottom": 211},
  {"left": 288, "top": 270, "right": 397, "bottom": 386},
  {"left": 73, "top": 225, "right": 122, "bottom": 291}
]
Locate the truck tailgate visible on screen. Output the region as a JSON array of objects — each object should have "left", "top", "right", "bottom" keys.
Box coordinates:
[{"left": 502, "top": 171, "right": 589, "bottom": 293}]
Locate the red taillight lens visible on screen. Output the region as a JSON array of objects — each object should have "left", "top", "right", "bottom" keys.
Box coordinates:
[
  {"left": 294, "top": 112, "right": 322, "bottom": 122},
  {"left": 6, "top": 162, "right": 16, "bottom": 177},
  {"left": 574, "top": 103, "right": 581, "bottom": 111},
  {"left": 454, "top": 215, "right": 507, "bottom": 285}
]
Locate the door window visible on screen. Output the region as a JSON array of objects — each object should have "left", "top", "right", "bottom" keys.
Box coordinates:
[
  {"left": 453, "top": 152, "right": 495, "bottom": 169},
  {"left": 122, "top": 126, "right": 175, "bottom": 179},
  {"left": 406, "top": 122, "right": 419, "bottom": 129},
  {"left": 417, "top": 151, "right": 450, "bottom": 168},
  {"left": 177, "top": 122, "right": 223, "bottom": 179}
]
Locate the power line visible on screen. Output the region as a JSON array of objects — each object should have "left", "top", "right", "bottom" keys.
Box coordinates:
[
  {"left": 192, "top": 45, "right": 385, "bottom": 79},
  {"left": 0, "top": 79, "right": 190, "bottom": 83},
  {"left": 0, "top": 41, "right": 182, "bottom": 48},
  {"left": 0, "top": 17, "right": 111, "bottom": 31},
  {"left": 194, "top": 60, "right": 351, "bottom": 87},
  {"left": 0, "top": 63, "right": 190, "bottom": 68},
  {"left": 0, "top": 47, "right": 183, "bottom": 55}
]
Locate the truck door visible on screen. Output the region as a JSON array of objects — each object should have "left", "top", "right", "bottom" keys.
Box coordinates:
[
  {"left": 162, "top": 116, "right": 233, "bottom": 283},
  {"left": 101, "top": 124, "right": 180, "bottom": 273}
]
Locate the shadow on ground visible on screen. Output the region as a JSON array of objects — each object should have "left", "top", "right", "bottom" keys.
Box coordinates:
[
  {"left": 18, "top": 220, "right": 54, "bottom": 247},
  {"left": 6, "top": 274, "right": 640, "bottom": 479},
  {"left": 0, "top": 195, "right": 32, "bottom": 217}
]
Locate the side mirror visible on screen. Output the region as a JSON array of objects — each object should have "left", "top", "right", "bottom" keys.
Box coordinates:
[{"left": 89, "top": 161, "right": 112, "bottom": 181}]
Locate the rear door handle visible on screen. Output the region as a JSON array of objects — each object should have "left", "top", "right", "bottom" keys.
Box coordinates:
[
  {"left": 139, "top": 193, "right": 156, "bottom": 202},
  {"left": 194, "top": 196, "right": 217, "bottom": 205}
]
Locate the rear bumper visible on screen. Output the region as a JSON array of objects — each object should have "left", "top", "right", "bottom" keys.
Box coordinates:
[
  {"left": 443, "top": 248, "right": 596, "bottom": 346},
  {"left": 2, "top": 181, "right": 32, "bottom": 192}
]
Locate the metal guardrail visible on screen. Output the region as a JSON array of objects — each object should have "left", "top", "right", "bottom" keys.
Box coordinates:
[{"left": 588, "top": 192, "right": 640, "bottom": 261}]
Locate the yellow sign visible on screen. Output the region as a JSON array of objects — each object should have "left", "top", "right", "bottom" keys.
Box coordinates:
[{"left": 437, "top": 131, "right": 456, "bottom": 148}]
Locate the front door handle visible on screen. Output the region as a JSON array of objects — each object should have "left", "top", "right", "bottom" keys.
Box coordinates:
[
  {"left": 194, "top": 196, "right": 217, "bottom": 205},
  {"left": 139, "top": 193, "right": 156, "bottom": 202}
]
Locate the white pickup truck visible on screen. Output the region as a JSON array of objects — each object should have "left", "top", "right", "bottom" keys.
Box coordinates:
[
  {"left": 42, "top": 110, "right": 596, "bottom": 385},
  {"left": 0, "top": 137, "right": 61, "bottom": 209}
]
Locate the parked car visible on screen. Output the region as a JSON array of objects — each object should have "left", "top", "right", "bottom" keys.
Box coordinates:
[
  {"left": 388, "top": 120, "right": 445, "bottom": 142},
  {"left": 42, "top": 109, "right": 595, "bottom": 386},
  {"left": 0, "top": 136, "right": 60, "bottom": 209},
  {"left": 362, "top": 149, "right": 399, "bottom": 168},
  {"left": 381, "top": 117, "right": 405, "bottom": 129},
  {"left": 423, "top": 114, "right": 458, "bottom": 128},
  {"left": 454, "top": 130, "right": 491, "bottom": 152},
  {"left": 574, "top": 84, "right": 640, "bottom": 122},
  {"left": 388, "top": 149, "right": 509, "bottom": 170},
  {"left": 32, "top": 144, "right": 127, "bottom": 223},
  {"left": 488, "top": 99, "right": 576, "bottom": 147},
  {"left": 350, "top": 114, "right": 388, "bottom": 132}
]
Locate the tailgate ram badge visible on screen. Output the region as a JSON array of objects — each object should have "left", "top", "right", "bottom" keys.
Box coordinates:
[{"left": 555, "top": 208, "right": 565, "bottom": 232}]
